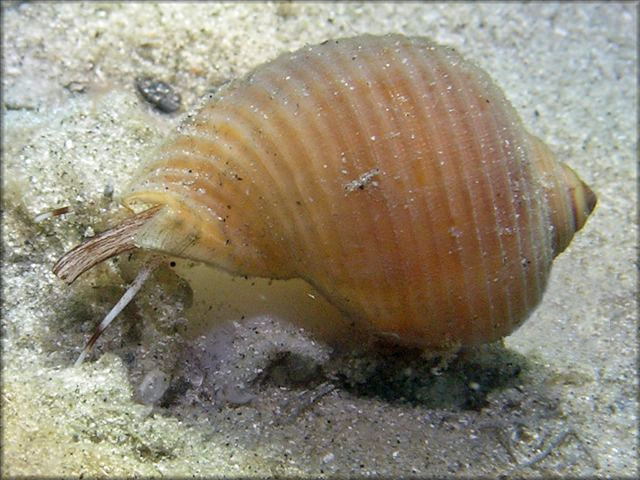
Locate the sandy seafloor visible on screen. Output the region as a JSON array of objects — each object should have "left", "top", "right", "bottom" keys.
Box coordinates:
[{"left": 1, "top": 2, "right": 637, "bottom": 478}]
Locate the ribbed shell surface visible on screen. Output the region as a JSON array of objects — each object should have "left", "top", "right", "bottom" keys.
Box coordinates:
[{"left": 124, "top": 35, "right": 568, "bottom": 347}]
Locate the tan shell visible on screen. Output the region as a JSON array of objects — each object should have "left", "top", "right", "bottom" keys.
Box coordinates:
[{"left": 112, "top": 34, "right": 595, "bottom": 347}]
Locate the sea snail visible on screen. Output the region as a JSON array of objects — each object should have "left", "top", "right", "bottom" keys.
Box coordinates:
[{"left": 53, "top": 34, "right": 596, "bottom": 360}]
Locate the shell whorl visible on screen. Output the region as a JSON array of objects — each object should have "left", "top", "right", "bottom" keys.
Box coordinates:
[{"left": 123, "top": 34, "right": 596, "bottom": 347}]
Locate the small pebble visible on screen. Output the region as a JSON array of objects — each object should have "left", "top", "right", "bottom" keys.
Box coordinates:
[
  {"left": 322, "top": 452, "right": 335, "bottom": 464},
  {"left": 64, "top": 80, "right": 87, "bottom": 94},
  {"left": 135, "top": 76, "right": 182, "bottom": 113},
  {"left": 139, "top": 368, "right": 170, "bottom": 405},
  {"left": 103, "top": 184, "right": 114, "bottom": 199}
]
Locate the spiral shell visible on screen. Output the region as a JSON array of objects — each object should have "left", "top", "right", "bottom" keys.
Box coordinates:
[{"left": 92, "top": 34, "right": 596, "bottom": 347}]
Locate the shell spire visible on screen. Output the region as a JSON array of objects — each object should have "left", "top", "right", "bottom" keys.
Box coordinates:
[{"left": 527, "top": 134, "right": 597, "bottom": 256}]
